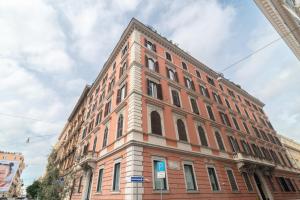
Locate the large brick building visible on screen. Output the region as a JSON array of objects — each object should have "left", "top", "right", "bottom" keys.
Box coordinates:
[{"left": 54, "top": 18, "right": 300, "bottom": 200}]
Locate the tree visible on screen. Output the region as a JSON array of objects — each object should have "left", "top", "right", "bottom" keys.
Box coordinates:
[
  {"left": 27, "top": 148, "right": 68, "bottom": 200},
  {"left": 26, "top": 180, "right": 41, "bottom": 199}
]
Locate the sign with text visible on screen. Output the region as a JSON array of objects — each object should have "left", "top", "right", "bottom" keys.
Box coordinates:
[
  {"left": 156, "top": 161, "right": 166, "bottom": 179},
  {"left": 130, "top": 176, "right": 144, "bottom": 183}
]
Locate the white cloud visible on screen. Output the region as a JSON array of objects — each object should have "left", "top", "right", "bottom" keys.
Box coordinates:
[
  {"left": 158, "top": 0, "right": 236, "bottom": 64},
  {"left": 0, "top": 0, "right": 73, "bottom": 73}
]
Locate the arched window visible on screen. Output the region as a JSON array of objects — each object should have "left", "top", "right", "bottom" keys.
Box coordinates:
[
  {"left": 197, "top": 126, "right": 208, "bottom": 146},
  {"left": 117, "top": 114, "right": 124, "bottom": 139},
  {"left": 177, "top": 119, "right": 187, "bottom": 141},
  {"left": 102, "top": 127, "right": 108, "bottom": 148},
  {"left": 151, "top": 111, "right": 162, "bottom": 135}
]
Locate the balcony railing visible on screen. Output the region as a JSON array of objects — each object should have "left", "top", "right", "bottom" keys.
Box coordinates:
[
  {"left": 233, "top": 152, "right": 276, "bottom": 168},
  {"left": 77, "top": 151, "right": 97, "bottom": 169}
]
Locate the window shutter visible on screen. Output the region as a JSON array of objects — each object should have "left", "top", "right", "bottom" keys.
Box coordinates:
[
  {"left": 177, "top": 119, "right": 187, "bottom": 141},
  {"left": 157, "top": 84, "right": 163, "bottom": 100},
  {"left": 155, "top": 61, "right": 159, "bottom": 73},
  {"left": 219, "top": 112, "right": 225, "bottom": 124},
  {"left": 145, "top": 55, "right": 149, "bottom": 68},
  {"left": 184, "top": 78, "right": 188, "bottom": 87},
  {"left": 205, "top": 88, "right": 210, "bottom": 98},
  {"left": 217, "top": 95, "right": 223, "bottom": 104},
  {"left": 191, "top": 80, "right": 195, "bottom": 91},
  {"left": 191, "top": 99, "right": 199, "bottom": 114},
  {"left": 172, "top": 90, "right": 180, "bottom": 107},
  {"left": 175, "top": 72, "right": 179, "bottom": 82},
  {"left": 228, "top": 136, "right": 236, "bottom": 152},
  {"left": 116, "top": 89, "right": 121, "bottom": 104},
  {"left": 166, "top": 67, "right": 170, "bottom": 78},
  {"left": 234, "top": 138, "right": 240, "bottom": 152},
  {"left": 225, "top": 114, "right": 231, "bottom": 127},
  {"left": 147, "top": 80, "right": 151, "bottom": 96},
  {"left": 151, "top": 111, "right": 162, "bottom": 135},
  {"left": 153, "top": 44, "right": 156, "bottom": 52},
  {"left": 124, "top": 83, "right": 127, "bottom": 97}
]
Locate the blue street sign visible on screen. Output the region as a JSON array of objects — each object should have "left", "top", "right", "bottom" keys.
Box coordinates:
[
  {"left": 157, "top": 161, "right": 165, "bottom": 172},
  {"left": 130, "top": 176, "right": 144, "bottom": 183}
]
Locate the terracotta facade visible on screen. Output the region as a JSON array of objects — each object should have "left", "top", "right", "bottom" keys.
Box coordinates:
[{"left": 54, "top": 18, "right": 300, "bottom": 200}]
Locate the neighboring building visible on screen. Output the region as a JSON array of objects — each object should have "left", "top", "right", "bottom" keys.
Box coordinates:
[
  {"left": 0, "top": 151, "right": 25, "bottom": 198},
  {"left": 279, "top": 135, "right": 300, "bottom": 169},
  {"left": 54, "top": 18, "right": 300, "bottom": 200},
  {"left": 255, "top": 0, "right": 300, "bottom": 60}
]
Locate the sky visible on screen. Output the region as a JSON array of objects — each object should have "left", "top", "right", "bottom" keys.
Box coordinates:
[{"left": 0, "top": 0, "right": 299, "bottom": 188}]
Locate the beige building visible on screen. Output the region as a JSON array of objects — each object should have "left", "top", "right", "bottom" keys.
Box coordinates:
[
  {"left": 0, "top": 151, "right": 25, "bottom": 198},
  {"left": 280, "top": 135, "right": 300, "bottom": 169},
  {"left": 255, "top": 0, "right": 300, "bottom": 60}
]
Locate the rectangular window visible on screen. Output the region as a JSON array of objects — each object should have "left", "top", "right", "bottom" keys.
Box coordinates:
[
  {"left": 144, "top": 38, "right": 156, "bottom": 52},
  {"left": 227, "top": 89, "right": 235, "bottom": 98},
  {"left": 226, "top": 169, "right": 238, "bottom": 191},
  {"left": 95, "top": 111, "right": 102, "bottom": 126},
  {"left": 215, "top": 131, "right": 225, "bottom": 151},
  {"left": 153, "top": 160, "right": 167, "bottom": 190},
  {"left": 165, "top": 52, "right": 172, "bottom": 61},
  {"left": 184, "top": 77, "right": 195, "bottom": 90},
  {"left": 235, "top": 104, "right": 241, "bottom": 114},
  {"left": 171, "top": 89, "right": 181, "bottom": 107},
  {"left": 104, "top": 100, "right": 111, "bottom": 117},
  {"left": 242, "top": 172, "right": 253, "bottom": 192},
  {"left": 190, "top": 98, "right": 199, "bottom": 114},
  {"left": 206, "top": 105, "right": 215, "bottom": 121},
  {"left": 112, "top": 163, "right": 121, "bottom": 191},
  {"left": 219, "top": 112, "right": 231, "bottom": 127},
  {"left": 196, "top": 70, "right": 201, "bottom": 78},
  {"left": 147, "top": 79, "right": 163, "bottom": 100},
  {"left": 212, "top": 92, "right": 222, "bottom": 104},
  {"left": 266, "top": 175, "right": 275, "bottom": 191},
  {"left": 206, "top": 76, "right": 215, "bottom": 86},
  {"left": 184, "top": 164, "right": 197, "bottom": 191},
  {"left": 166, "top": 67, "right": 178, "bottom": 82},
  {"left": 207, "top": 167, "right": 220, "bottom": 191},
  {"left": 199, "top": 85, "right": 210, "bottom": 98},
  {"left": 96, "top": 168, "right": 104, "bottom": 192},
  {"left": 232, "top": 117, "right": 240, "bottom": 130},
  {"left": 116, "top": 84, "right": 127, "bottom": 104},
  {"left": 78, "top": 176, "right": 83, "bottom": 193},
  {"left": 243, "top": 122, "right": 250, "bottom": 134}
]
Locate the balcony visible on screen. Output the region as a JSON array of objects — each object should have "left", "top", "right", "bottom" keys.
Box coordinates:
[
  {"left": 233, "top": 152, "right": 276, "bottom": 170},
  {"left": 77, "top": 151, "right": 97, "bottom": 170}
]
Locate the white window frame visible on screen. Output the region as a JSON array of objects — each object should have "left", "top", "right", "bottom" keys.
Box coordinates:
[
  {"left": 147, "top": 76, "right": 160, "bottom": 99},
  {"left": 206, "top": 165, "right": 221, "bottom": 192},
  {"left": 96, "top": 165, "right": 105, "bottom": 193},
  {"left": 169, "top": 87, "right": 182, "bottom": 107},
  {"left": 151, "top": 156, "right": 169, "bottom": 191},
  {"left": 173, "top": 114, "right": 190, "bottom": 143},
  {"left": 205, "top": 104, "right": 215, "bottom": 121},
  {"left": 225, "top": 167, "right": 239, "bottom": 192},
  {"left": 167, "top": 66, "right": 176, "bottom": 81},
  {"left": 111, "top": 158, "right": 122, "bottom": 192},
  {"left": 188, "top": 96, "right": 200, "bottom": 115},
  {"left": 182, "top": 161, "right": 198, "bottom": 191}
]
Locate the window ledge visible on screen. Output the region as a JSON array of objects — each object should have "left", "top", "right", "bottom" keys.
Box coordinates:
[
  {"left": 152, "top": 190, "right": 170, "bottom": 194},
  {"left": 186, "top": 190, "right": 200, "bottom": 193}
]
